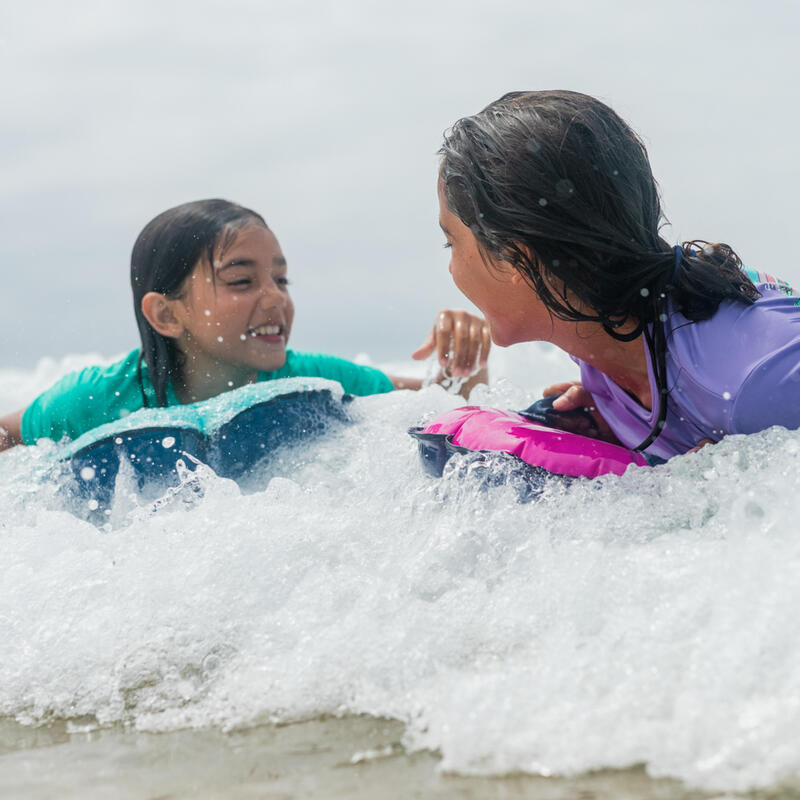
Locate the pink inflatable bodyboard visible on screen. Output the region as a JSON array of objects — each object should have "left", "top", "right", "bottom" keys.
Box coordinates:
[{"left": 410, "top": 406, "right": 648, "bottom": 479}]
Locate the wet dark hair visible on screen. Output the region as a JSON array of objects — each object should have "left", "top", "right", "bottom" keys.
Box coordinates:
[
  {"left": 130, "top": 199, "right": 268, "bottom": 406},
  {"left": 439, "top": 90, "right": 759, "bottom": 449}
]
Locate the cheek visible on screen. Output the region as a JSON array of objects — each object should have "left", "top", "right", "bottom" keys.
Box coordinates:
[{"left": 448, "top": 257, "right": 470, "bottom": 295}]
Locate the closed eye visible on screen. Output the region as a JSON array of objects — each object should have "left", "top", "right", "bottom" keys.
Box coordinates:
[{"left": 443, "top": 242, "right": 452, "bottom": 249}]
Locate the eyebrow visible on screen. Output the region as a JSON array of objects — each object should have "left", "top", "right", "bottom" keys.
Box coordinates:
[{"left": 217, "top": 255, "right": 287, "bottom": 272}]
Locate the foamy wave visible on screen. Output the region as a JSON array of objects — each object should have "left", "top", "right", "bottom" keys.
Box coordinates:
[{"left": 3, "top": 345, "right": 798, "bottom": 792}]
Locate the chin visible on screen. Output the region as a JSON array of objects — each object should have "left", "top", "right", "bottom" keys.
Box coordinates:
[
  {"left": 488, "top": 327, "right": 514, "bottom": 348},
  {"left": 261, "top": 351, "right": 288, "bottom": 371}
]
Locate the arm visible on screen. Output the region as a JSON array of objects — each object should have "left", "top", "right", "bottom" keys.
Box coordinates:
[
  {"left": 0, "top": 409, "right": 24, "bottom": 452},
  {"left": 544, "top": 380, "right": 717, "bottom": 454},
  {"left": 390, "top": 310, "right": 490, "bottom": 400}
]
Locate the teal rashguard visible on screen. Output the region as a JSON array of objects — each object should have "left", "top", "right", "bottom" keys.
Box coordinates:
[{"left": 21, "top": 348, "right": 393, "bottom": 444}]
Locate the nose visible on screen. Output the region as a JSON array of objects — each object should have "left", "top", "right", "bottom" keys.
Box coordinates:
[{"left": 258, "top": 281, "right": 286, "bottom": 310}]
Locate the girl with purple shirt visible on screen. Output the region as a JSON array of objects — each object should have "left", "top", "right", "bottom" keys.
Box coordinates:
[{"left": 437, "top": 90, "right": 800, "bottom": 459}]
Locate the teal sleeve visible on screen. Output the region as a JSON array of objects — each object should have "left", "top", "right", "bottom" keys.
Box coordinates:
[
  {"left": 21, "top": 351, "right": 147, "bottom": 444},
  {"left": 22, "top": 368, "right": 103, "bottom": 444},
  {"left": 264, "top": 351, "right": 394, "bottom": 397}
]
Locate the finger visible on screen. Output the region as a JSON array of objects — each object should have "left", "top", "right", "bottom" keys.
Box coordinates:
[
  {"left": 464, "top": 316, "right": 483, "bottom": 374},
  {"left": 436, "top": 311, "right": 454, "bottom": 369},
  {"left": 687, "top": 438, "right": 715, "bottom": 454},
  {"left": 451, "top": 314, "right": 473, "bottom": 376},
  {"left": 552, "top": 384, "right": 588, "bottom": 411},
  {"left": 479, "top": 321, "right": 491, "bottom": 367},
  {"left": 411, "top": 327, "right": 436, "bottom": 361},
  {"left": 542, "top": 381, "right": 580, "bottom": 398}
]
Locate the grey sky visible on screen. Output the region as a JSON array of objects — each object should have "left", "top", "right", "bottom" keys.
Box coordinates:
[{"left": 2, "top": 0, "right": 798, "bottom": 367}]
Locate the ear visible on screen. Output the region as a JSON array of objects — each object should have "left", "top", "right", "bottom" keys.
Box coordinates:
[{"left": 140, "top": 292, "right": 185, "bottom": 339}]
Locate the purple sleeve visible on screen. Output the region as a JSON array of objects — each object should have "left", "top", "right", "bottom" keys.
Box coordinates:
[{"left": 731, "top": 348, "right": 800, "bottom": 435}]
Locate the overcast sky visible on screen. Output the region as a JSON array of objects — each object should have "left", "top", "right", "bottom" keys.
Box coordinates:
[{"left": 2, "top": 0, "right": 798, "bottom": 367}]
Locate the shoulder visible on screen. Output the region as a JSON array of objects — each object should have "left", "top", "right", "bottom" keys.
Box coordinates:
[
  {"left": 265, "top": 350, "right": 393, "bottom": 396},
  {"left": 669, "top": 293, "right": 800, "bottom": 433},
  {"left": 21, "top": 349, "right": 145, "bottom": 443}
]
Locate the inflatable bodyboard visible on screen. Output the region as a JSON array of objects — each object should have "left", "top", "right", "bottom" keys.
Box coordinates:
[
  {"left": 59, "top": 377, "right": 352, "bottom": 510},
  {"left": 409, "top": 397, "right": 653, "bottom": 491}
]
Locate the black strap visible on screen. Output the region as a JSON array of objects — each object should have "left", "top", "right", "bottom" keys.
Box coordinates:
[{"left": 632, "top": 310, "right": 669, "bottom": 452}]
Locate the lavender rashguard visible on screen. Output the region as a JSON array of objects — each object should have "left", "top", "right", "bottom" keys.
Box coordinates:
[{"left": 574, "top": 276, "right": 800, "bottom": 459}]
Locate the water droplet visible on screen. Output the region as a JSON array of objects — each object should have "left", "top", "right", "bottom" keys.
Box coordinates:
[
  {"left": 217, "top": 336, "right": 224, "bottom": 342},
  {"left": 80, "top": 466, "right": 96, "bottom": 481},
  {"left": 240, "top": 334, "right": 247, "bottom": 341},
  {"left": 162, "top": 436, "right": 176, "bottom": 449},
  {"left": 555, "top": 179, "right": 575, "bottom": 199},
  {"left": 659, "top": 313, "right": 668, "bottom": 322},
  {"left": 114, "top": 437, "right": 123, "bottom": 445},
  {"left": 204, "top": 309, "right": 211, "bottom": 317},
  {"left": 640, "top": 287, "right": 650, "bottom": 297},
  {"left": 538, "top": 198, "right": 548, "bottom": 207},
  {"left": 87, "top": 499, "right": 99, "bottom": 511},
  {"left": 722, "top": 391, "right": 731, "bottom": 401},
  {"left": 227, "top": 381, "right": 234, "bottom": 387}
]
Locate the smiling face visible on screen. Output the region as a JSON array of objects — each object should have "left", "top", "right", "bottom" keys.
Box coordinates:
[
  {"left": 437, "top": 181, "right": 552, "bottom": 347},
  {"left": 170, "top": 224, "right": 295, "bottom": 398}
]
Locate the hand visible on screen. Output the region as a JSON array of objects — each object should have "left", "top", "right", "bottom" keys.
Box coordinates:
[
  {"left": 412, "top": 310, "right": 490, "bottom": 378},
  {"left": 541, "top": 380, "right": 621, "bottom": 444},
  {"left": 687, "top": 438, "right": 715, "bottom": 454},
  {"left": 542, "top": 381, "right": 593, "bottom": 412}
]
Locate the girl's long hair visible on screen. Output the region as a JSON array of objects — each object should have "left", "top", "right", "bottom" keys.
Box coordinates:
[
  {"left": 439, "top": 90, "right": 758, "bottom": 449},
  {"left": 130, "top": 199, "right": 267, "bottom": 406}
]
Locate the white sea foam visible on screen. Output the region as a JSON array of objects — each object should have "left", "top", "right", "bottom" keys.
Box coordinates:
[{"left": 2, "top": 343, "right": 800, "bottom": 793}]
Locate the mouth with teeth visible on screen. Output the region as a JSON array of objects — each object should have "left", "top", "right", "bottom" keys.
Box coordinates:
[{"left": 248, "top": 323, "right": 285, "bottom": 343}]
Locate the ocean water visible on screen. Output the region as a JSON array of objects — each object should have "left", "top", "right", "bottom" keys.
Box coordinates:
[{"left": 2, "top": 343, "right": 800, "bottom": 796}]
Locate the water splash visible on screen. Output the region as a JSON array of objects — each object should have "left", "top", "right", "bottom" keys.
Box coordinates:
[{"left": 2, "top": 346, "right": 800, "bottom": 793}]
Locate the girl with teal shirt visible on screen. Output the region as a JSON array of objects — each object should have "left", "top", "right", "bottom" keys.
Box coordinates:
[{"left": 1, "top": 199, "right": 489, "bottom": 449}]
